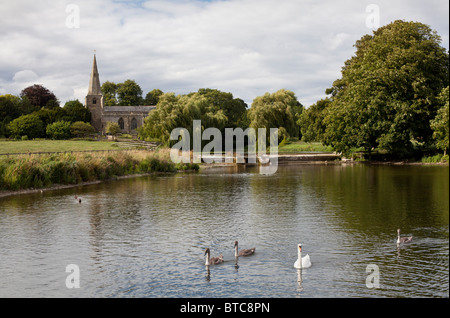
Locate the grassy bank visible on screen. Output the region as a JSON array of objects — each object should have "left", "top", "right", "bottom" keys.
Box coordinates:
[
  {"left": 421, "top": 153, "right": 449, "bottom": 163},
  {"left": 0, "top": 139, "right": 118, "bottom": 154},
  {"left": 278, "top": 139, "right": 334, "bottom": 153},
  {"left": 0, "top": 149, "right": 198, "bottom": 191},
  {"left": 0, "top": 138, "right": 335, "bottom": 155}
]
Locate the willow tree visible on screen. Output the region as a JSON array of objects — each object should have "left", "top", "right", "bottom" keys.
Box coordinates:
[
  {"left": 196, "top": 88, "right": 248, "bottom": 129},
  {"left": 323, "top": 20, "right": 449, "bottom": 156},
  {"left": 139, "top": 92, "right": 228, "bottom": 145},
  {"left": 248, "top": 89, "right": 302, "bottom": 142}
]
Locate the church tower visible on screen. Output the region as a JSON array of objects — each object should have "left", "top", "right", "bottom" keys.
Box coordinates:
[{"left": 85, "top": 54, "right": 103, "bottom": 132}]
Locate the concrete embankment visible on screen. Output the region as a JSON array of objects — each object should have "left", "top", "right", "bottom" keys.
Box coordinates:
[
  {"left": 201, "top": 152, "right": 341, "bottom": 165},
  {"left": 276, "top": 153, "right": 340, "bottom": 163}
]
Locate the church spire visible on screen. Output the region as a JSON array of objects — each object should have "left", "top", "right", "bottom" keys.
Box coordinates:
[{"left": 88, "top": 54, "right": 101, "bottom": 95}]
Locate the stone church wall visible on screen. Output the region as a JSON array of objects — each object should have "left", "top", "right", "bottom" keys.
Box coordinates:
[{"left": 84, "top": 54, "right": 156, "bottom": 134}]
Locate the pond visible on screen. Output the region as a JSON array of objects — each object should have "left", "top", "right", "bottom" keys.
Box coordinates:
[{"left": 0, "top": 164, "right": 448, "bottom": 298}]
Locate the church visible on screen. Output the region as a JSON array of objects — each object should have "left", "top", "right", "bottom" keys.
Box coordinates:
[{"left": 85, "top": 54, "right": 156, "bottom": 134}]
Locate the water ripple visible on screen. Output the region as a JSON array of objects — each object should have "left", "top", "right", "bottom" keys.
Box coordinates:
[{"left": 0, "top": 165, "right": 448, "bottom": 297}]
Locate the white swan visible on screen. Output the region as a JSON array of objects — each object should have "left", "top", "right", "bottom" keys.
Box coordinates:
[
  {"left": 397, "top": 228, "right": 413, "bottom": 245},
  {"left": 294, "top": 243, "right": 311, "bottom": 269}
]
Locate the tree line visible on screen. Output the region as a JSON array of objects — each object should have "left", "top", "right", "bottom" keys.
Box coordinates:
[
  {"left": 99, "top": 80, "right": 304, "bottom": 147},
  {"left": 140, "top": 21, "right": 449, "bottom": 158},
  {"left": 101, "top": 79, "right": 163, "bottom": 106},
  {"left": 298, "top": 20, "right": 449, "bottom": 158},
  {"left": 2, "top": 20, "right": 448, "bottom": 159},
  {"left": 1, "top": 84, "right": 93, "bottom": 139},
  {"left": 138, "top": 87, "right": 305, "bottom": 147}
]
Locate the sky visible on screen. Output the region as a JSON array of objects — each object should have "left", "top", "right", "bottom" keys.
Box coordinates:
[{"left": 0, "top": 0, "right": 448, "bottom": 108}]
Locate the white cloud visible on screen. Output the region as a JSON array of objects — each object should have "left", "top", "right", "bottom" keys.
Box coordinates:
[
  {"left": 0, "top": 0, "right": 448, "bottom": 107},
  {"left": 12, "top": 70, "right": 38, "bottom": 83}
]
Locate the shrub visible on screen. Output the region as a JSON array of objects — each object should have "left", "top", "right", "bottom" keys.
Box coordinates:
[
  {"left": 7, "top": 114, "right": 45, "bottom": 138},
  {"left": 106, "top": 122, "right": 121, "bottom": 135},
  {"left": 70, "top": 121, "right": 95, "bottom": 138},
  {"left": 63, "top": 100, "right": 91, "bottom": 123},
  {"left": 421, "top": 154, "right": 449, "bottom": 163},
  {"left": 46, "top": 121, "right": 72, "bottom": 140}
]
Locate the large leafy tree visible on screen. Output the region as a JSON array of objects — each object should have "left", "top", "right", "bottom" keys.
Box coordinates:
[
  {"left": 0, "top": 95, "right": 21, "bottom": 137},
  {"left": 139, "top": 92, "right": 228, "bottom": 145},
  {"left": 117, "top": 79, "right": 143, "bottom": 106},
  {"left": 20, "top": 84, "right": 59, "bottom": 109},
  {"left": 144, "top": 89, "right": 164, "bottom": 105},
  {"left": 248, "top": 89, "right": 302, "bottom": 141},
  {"left": 34, "top": 107, "right": 66, "bottom": 129},
  {"left": 102, "top": 80, "right": 144, "bottom": 106},
  {"left": 101, "top": 81, "right": 118, "bottom": 106},
  {"left": 0, "top": 94, "right": 36, "bottom": 137},
  {"left": 139, "top": 89, "right": 247, "bottom": 145},
  {"left": 323, "top": 20, "right": 449, "bottom": 155},
  {"left": 62, "top": 99, "right": 91, "bottom": 123},
  {"left": 297, "top": 98, "right": 330, "bottom": 142},
  {"left": 196, "top": 88, "right": 248, "bottom": 129},
  {"left": 0, "top": 95, "right": 21, "bottom": 121},
  {"left": 431, "top": 86, "right": 449, "bottom": 155}
]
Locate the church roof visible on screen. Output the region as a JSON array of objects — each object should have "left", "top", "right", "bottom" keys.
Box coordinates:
[{"left": 104, "top": 106, "right": 156, "bottom": 112}]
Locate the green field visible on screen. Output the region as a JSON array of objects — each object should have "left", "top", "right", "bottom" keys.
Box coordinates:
[
  {"left": 0, "top": 140, "right": 118, "bottom": 154},
  {"left": 278, "top": 139, "right": 333, "bottom": 153},
  {"left": 0, "top": 138, "right": 334, "bottom": 155}
]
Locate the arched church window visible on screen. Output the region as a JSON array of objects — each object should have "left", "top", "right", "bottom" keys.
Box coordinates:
[
  {"left": 118, "top": 118, "right": 124, "bottom": 130},
  {"left": 93, "top": 98, "right": 97, "bottom": 104},
  {"left": 131, "top": 118, "right": 138, "bottom": 130}
]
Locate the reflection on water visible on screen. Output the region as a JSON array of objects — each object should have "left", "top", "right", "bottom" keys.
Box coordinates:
[{"left": 0, "top": 164, "right": 448, "bottom": 297}]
